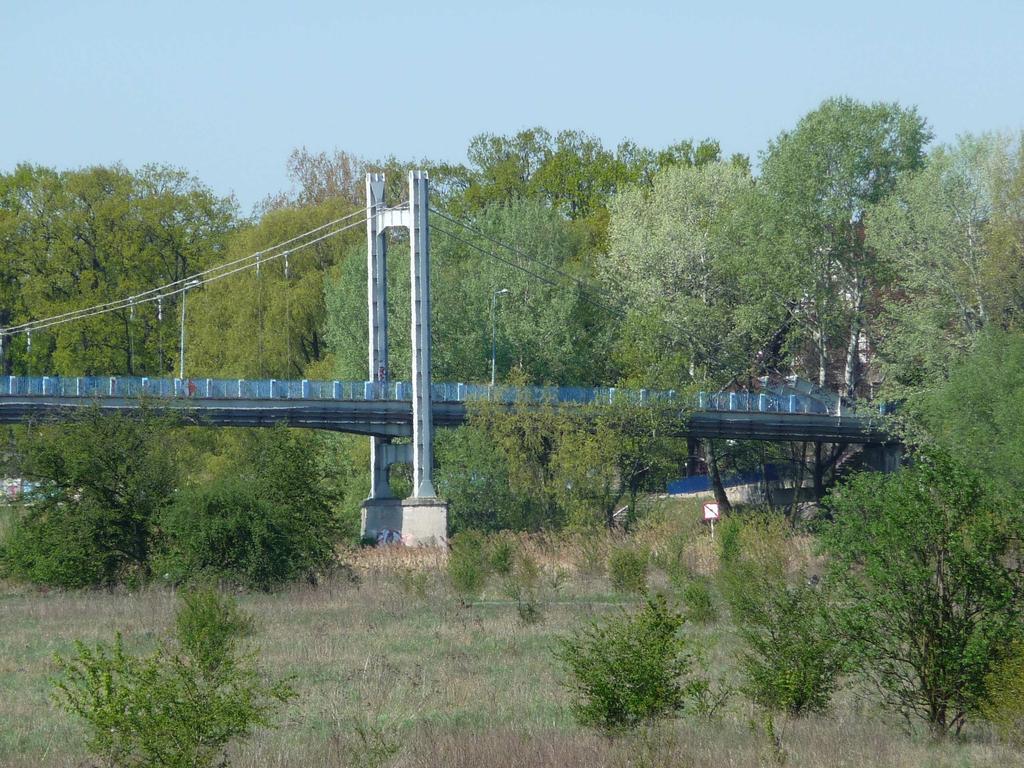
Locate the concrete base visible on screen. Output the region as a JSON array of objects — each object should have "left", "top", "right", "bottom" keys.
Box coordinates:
[{"left": 360, "top": 497, "right": 448, "bottom": 547}]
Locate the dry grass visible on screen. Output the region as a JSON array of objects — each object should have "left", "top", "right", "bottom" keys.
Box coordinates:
[{"left": 1, "top": 515, "right": 1021, "bottom": 767}]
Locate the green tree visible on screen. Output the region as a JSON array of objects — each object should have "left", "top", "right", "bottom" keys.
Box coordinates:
[
  {"left": 868, "top": 133, "right": 1024, "bottom": 391},
  {"left": 189, "top": 196, "right": 362, "bottom": 380},
  {"left": 602, "top": 161, "right": 753, "bottom": 387},
  {"left": 720, "top": 515, "right": 844, "bottom": 716},
  {"left": 823, "top": 450, "right": 1024, "bottom": 735},
  {"left": 53, "top": 588, "right": 294, "bottom": 768},
  {"left": 905, "top": 328, "right": 1024, "bottom": 495},
  {"left": 556, "top": 594, "right": 694, "bottom": 733},
  {"left": 1, "top": 408, "right": 179, "bottom": 587},
  {"left": 732, "top": 98, "right": 931, "bottom": 393},
  {"left": 0, "top": 164, "right": 236, "bottom": 377}
]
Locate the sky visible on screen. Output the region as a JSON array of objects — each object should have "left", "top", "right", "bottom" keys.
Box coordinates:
[{"left": 2, "top": 0, "right": 1022, "bottom": 213}]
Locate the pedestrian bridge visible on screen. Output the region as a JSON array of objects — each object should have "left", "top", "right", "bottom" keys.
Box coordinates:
[{"left": 0, "top": 374, "right": 890, "bottom": 444}]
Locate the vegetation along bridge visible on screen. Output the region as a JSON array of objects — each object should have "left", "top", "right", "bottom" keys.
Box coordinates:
[
  {"left": 0, "top": 172, "right": 897, "bottom": 544},
  {"left": 0, "top": 373, "right": 890, "bottom": 445}
]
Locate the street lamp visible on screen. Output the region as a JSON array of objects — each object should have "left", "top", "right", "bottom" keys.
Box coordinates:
[
  {"left": 491, "top": 288, "right": 509, "bottom": 386},
  {"left": 179, "top": 279, "right": 202, "bottom": 380}
]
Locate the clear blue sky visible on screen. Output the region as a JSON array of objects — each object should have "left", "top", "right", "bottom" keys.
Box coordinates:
[{"left": 3, "top": 0, "right": 1021, "bottom": 213}]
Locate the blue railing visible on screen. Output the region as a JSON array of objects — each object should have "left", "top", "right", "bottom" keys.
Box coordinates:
[{"left": 0, "top": 375, "right": 847, "bottom": 415}]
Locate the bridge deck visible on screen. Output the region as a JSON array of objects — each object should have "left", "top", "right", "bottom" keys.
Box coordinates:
[{"left": 0, "top": 376, "right": 889, "bottom": 443}]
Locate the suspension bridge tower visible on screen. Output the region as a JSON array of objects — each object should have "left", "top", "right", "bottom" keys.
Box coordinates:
[{"left": 359, "top": 171, "right": 448, "bottom": 546}]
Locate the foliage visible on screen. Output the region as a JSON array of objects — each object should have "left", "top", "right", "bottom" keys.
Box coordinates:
[
  {"left": 602, "top": 161, "right": 753, "bottom": 388},
  {"left": 823, "top": 450, "right": 1024, "bottom": 735},
  {"left": 728, "top": 97, "right": 930, "bottom": 392},
  {"left": 608, "top": 545, "right": 648, "bottom": 594},
  {"left": 189, "top": 196, "right": 362, "bottom": 380},
  {"left": 905, "top": 328, "right": 1024, "bottom": 495},
  {"left": 720, "top": 515, "right": 844, "bottom": 715},
  {"left": 487, "top": 533, "right": 516, "bottom": 576},
  {"left": 681, "top": 578, "right": 718, "bottom": 625},
  {"left": 1, "top": 408, "right": 178, "bottom": 587},
  {"left": 502, "top": 549, "right": 545, "bottom": 626},
  {"left": 447, "top": 530, "right": 490, "bottom": 600},
  {"left": 52, "top": 588, "right": 294, "bottom": 768},
  {"left": 0, "top": 164, "right": 236, "bottom": 377},
  {"left": 868, "top": 133, "right": 1024, "bottom": 392},
  {"left": 556, "top": 594, "right": 693, "bottom": 733},
  {"left": 159, "top": 427, "right": 340, "bottom": 589},
  {"left": 982, "top": 642, "right": 1024, "bottom": 745}
]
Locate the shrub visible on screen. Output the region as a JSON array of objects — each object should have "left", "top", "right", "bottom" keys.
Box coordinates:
[
  {"left": 823, "top": 449, "right": 1024, "bottom": 735},
  {"left": 608, "top": 545, "right": 648, "bottom": 594},
  {"left": 982, "top": 642, "right": 1024, "bottom": 744},
  {"left": 448, "top": 530, "right": 490, "bottom": 600},
  {"left": 488, "top": 534, "right": 516, "bottom": 576},
  {"left": 2, "top": 409, "right": 178, "bottom": 587},
  {"left": 682, "top": 578, "right": 718, "bottom": 624},
  {"left": 503, "top": 550, "right": 544, "bottom": 625},
  {"left": 721, "top": 515, "right": 843, "bottom": 715},
  {"left": 556, "top": 594, "right": 693, "bottom": 733},
  {"left": 53, "top": 588, "right": 294, "bottom": 768},
  {"left": 158, "top": 476, "right": 333, "bottom": 590}
]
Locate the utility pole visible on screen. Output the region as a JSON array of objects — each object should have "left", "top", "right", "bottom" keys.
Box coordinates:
[{"left": 178, "top": 279, "right": 201, "bottom": 380}]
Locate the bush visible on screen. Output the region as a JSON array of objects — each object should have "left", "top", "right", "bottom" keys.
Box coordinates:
[
  {"left": 2, "top": 409, "right": 178, "bottom": 587},
  {"left": 488, "top": 534, "right": 516, "bottom": 576},
  {"left": 721, "top": 515, "right": 843, "bottom": 715},
  {"left": 823, "top": 449, "right": 1024, "bottom": 735},
  {"left": 556, "top": 594, "right": 693, "bottom": 733},
  {"left": 682, "top": 578, "right": 718, "bottom": 624},
  {"left": 608, "top": 545, "right": 648, "bottom": 594},
  {"left": 158, "top": 476, "right": 332, "bottom": 590},
  {"left": 502, "top": 550, "right": 544, "bottom": 626},
  {"left": 53, "top": 588, "right": 294, "bottom": 768},
  {"left": 982, "top": 642, "right": 1024, "bottom": 744},
  {"left": 448, "top": 531, "right": 490, "bottom": 600}
]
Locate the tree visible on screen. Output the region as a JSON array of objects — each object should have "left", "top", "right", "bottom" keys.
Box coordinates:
[
  {"left": 868, "top": 133, "right": 1024, "bottom": 391},
  {"left": 556, "top": 594, "right": 694, "bottom": 733},
  {"left": 0, "top": 164, "right": 236, "bottom": 377},
  {"left": 1, "top": 408, "right": 179, "bottom": 587},
  {"left": 159, "top": 425, "right": 340, "bottom": 589},
  {"left": 732, "top": 98, "right": 931, "bottom": 394},
  {"left": 720, "top": 516, "right": 844, "bottom": 715},
  {"left": 325, "top": 198, "right": 613, "bottom": 386},
  {"left": 602, "top": 160, "right": 753, "bottom": 387},
  {"left": 823, "top": 450, "right": 1024, "bottom": 735},
  {"left": 905, "top": 328, "right": 1024, "bottom": 495},
  {"left": 189, "top": 196, "right": 363, "bottom": 380},
  {"left": 53, "top": 588, "right": 294, "bottom": 768}
]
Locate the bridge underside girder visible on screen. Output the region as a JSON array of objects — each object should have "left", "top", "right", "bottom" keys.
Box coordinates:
[{"left": 0, "top": 397, "right": 892, "bottom": 445}]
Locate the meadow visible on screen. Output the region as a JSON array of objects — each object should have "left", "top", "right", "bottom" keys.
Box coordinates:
[{"left": 0, "top": 502, "right": 1021, "bottom": 768}]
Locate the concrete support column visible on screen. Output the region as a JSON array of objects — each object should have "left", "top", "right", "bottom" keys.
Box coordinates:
[
  {"left": 409, "top": 171, "right": 436, "bottom": 499},
  {"left": 367, "top": 173, "right": 390, "bottom": 501}
]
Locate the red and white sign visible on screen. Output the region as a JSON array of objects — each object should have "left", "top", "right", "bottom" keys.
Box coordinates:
[{"left": 702, "top": 502, "right": 720, "bottom": 521}]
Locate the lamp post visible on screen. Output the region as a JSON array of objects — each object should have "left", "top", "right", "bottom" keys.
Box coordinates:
[
  {"left": 179, "top": 279, "right": 201, "bottom": 380},
  {"left": 490, "top": 288, "right": 509, "bottom": 386}
]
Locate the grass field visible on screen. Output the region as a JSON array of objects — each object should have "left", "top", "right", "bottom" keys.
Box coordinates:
[{"left": 1, "top": 509, "right": 1021, "bottom": 767}]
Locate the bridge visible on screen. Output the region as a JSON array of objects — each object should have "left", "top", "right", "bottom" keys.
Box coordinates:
[
  {"left": 0, "top": 171, "right": 896, "bottom": 545},
  {"left": 0, "top": 373, "right": 889, "bottom": 444}
]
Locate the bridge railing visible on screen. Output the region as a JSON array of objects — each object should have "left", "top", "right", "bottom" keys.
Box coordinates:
[{"left": 1, "top": 375, "right": 859, "bottom": 415}]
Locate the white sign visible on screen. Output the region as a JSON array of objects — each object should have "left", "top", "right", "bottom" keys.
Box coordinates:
[{"left": 702, "top": 502, "right": 720, "bottom": 521}]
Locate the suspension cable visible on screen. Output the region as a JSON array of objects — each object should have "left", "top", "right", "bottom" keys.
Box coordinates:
[
  {"left": 2, "top": 207, "right": 371, "bottom": 337},
  {"left": 3, "top": 213, "right": 370, "bottom": 338}
]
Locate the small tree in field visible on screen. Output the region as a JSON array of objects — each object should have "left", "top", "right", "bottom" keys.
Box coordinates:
[
  {"left": 556, "top": 594, "right": 693, "bottom": 733},
  {"left": 53, "top": 588, "right": 294, "bottom": 768},
  {"left": 823, "top": 450, "right": 1024, "bottom": 736},
  {"left": 720, "top": 515, "right": 844, "bottom": 716}
]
